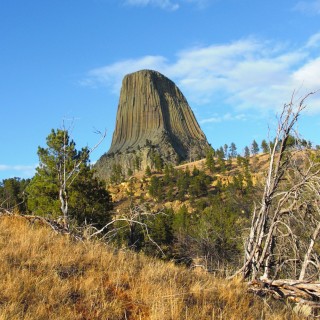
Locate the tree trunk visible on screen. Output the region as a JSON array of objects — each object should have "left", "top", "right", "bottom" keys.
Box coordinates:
[{"left": 59, "top": 187, "right": 68, "bottom": 229}]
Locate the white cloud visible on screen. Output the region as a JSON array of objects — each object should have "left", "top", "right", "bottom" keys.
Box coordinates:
[
  {"left": 292, "top": 58, "right": 320, "bottom": 89},
  {"left": 83, "top": 34, "right": 320, "bottom": 117},
  {"left": 184, "top": 0, "right": 210, "bottom": 8},
  {"left": 123, "top": 0, "right": 210, "bottom": 10},
  {"left": 124, "top": 0, "right": 179, "bottom": 10},
  {"left": 294, "top": 0, "right": 320, "bottom": 14},
  {"left": 0, "top": 164, "right": 36, "bottom": 178},
  {"left": 306, "top": 32, "right": 320, "bottom": 48},
  {"left": 200, "top": 113, "right": 246, "bottom": 124}
]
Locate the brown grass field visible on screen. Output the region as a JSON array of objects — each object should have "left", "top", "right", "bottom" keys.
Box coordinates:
[{"left": 0, "top": 215, "right": 300, "bottom": 319}]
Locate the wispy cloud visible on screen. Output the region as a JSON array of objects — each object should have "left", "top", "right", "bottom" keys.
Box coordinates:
[
  {"left": 0, "top": 164, "right": 37, "bottom": 179},
  {"left": 123, "top": 0, "right": 210, "bottom": 10},
  {"left": 306, "top": 32, "right": 320, "bottom": 48},
  {"left": 293, "top": 0, "right": 320, "bottom": 14},
  {"left": 123, "top": 0, "right": 179, "bottom": 10},
  {"left": 200, "top": 113, "right": 247, "bottom": 124},
  {"left": 183, "top": 0, "right": 211, "bottom": 8},
  {"left": 83, "top": 33, "right": 320, "bottom": 117}
]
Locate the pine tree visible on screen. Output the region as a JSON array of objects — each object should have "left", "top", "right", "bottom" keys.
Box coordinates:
[
  {"left": 244, "top": 146, "right": 250, "bottom": 158},
  {"left": 229, "top": 142, "right": 237, "bottom": 158},
  {"left": 0, "top": 178, "right": 30, "bottom": 213},
  {"left": 216, "top": 146, "right": 225, "bottom": 159},
  {"left": 145, "top": 165, "right": 152, "bottom": 177},
  {"left": 167, "top": 182, "right": 175, "bottom": 201},
  {"left": 205, "top": 147, "right": 216, "bottom": 173},
  {"left": 26, "top": 129, "right": 112, "bottom": 228},
  {"left": 261, "top": 139, "right": 269, "bottom": 153},
  {"left": 177, "top": 170, "right": 190, "bottom": 201},
  {"left": 251, "top": 139, "right": 259, "bottom": 155},
  {"left": 111, "top": 164, "right": 123, "bottom": 183},
  {"left": 148, "top": 176, "right": 163, "bottom": 200},
  {"left": 134, "top": 155, "right": 141, "bottom": 171},
  {"left": 153, "top": 152, "right": 163, "bottom": 172}
]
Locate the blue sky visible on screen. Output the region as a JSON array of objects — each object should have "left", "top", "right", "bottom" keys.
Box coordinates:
[{"left": 1, "top": 0, "right": 320, "bottom": 180}]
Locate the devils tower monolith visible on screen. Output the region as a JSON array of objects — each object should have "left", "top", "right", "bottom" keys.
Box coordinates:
[{"left": 95, "top": 70, "right": 210, "bottom": 181}]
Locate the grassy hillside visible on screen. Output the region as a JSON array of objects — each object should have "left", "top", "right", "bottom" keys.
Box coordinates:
[
  {"left": 108, "top": 153, "right": 268, "bottom": 213},
  {"left": 0, "top": 215, "right": 299, "bottom": 320}
]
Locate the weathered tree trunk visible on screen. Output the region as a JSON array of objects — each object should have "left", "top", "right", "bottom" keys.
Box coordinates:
[
  {"left": 59, "top": 187, "right": 68, "bottom": 229},
  {"left": 232, "top": 92, "right": 316, "bottom": 281},
  {"left": 299, "top": 219, "right": 320, "bottom": 281}
]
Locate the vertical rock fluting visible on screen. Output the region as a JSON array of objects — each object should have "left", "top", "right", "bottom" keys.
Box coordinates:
[{"left": 95, "top": 70, "right": 210, "bottom": 180}]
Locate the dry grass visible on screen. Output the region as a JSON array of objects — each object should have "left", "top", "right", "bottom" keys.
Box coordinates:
[{"left": 0, "top": 215, "right": 300, "bottom": 319}]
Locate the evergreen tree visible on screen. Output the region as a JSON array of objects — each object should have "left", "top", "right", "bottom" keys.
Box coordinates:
[
  {"left": 286, "top": 135, "right": 296, "bottom": 149},
  {"left": 185, "top": 166, "right": 191, "bottom": 177},
  {"left": 134, "top": 155, "right": 141, "bottom": 171},
  {"left": 177, "top": 170, "right": 190, "bottom": 201},
  {"left": 244, "top": 146, "right": 250, "bottom": 158},
  {"left": 148, "top": 176, "right": 163, "bottom": 200},
  {"left": 126, "top": 177, "right": 136, "bottom": 200},
  {"left": 198, "top": 203, "right": 241, "bottom": 262},
  {"left": 205, "top": 147, "right": 216, "bottom": 173},
  {"left": 217, "top": 157, "right": 226, "bottom": 173},
  {"left": 251, "top": 140, "right": 259, "bottom": 155},
  {"left": 112, "top": 164, "right": 124, "bottom": 183},
  {"left": 148, "top": 211, "right": 174, "bottom": 254},
  {"left": 26, "top": 129, "right": 112, "bottom": 228},
  {"left": 151, "top": 151, "right": 163, "bottom": 172},
  {"left": 216, "top": 146, "right": 225, "bottom": 159},
  {"left": 261, "top": 139, "right": 269, "bottom": 153},
  {"left": 173, "top": 205, "right": 189, "bottom": 232},
  {"left": 192, "top": 166, "right": 200, "bottom": 177},
  {"left": 0, "top": 178, "right": 30, "bottom": 213},
  {"left": 163, "top": 164, "right": 171, "bottom": 184},
  {"left": 189, "top": 171, "right": 210, "bottom": 199},
  {"left": 229, "top": 142, "right": 237, "bottom": 158},
  {"left": 167, "top": 182, "right": 175, "bottom": 201},
  {"left": 145, "top": 165, "right": 152, "bottom": 177}
]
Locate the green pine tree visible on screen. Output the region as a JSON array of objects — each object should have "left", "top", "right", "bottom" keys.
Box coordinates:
[
  {"left": 26, "top": 129, "right": 112, "bottom": 228},
  {"left": 148, "top": 176, "right": 163, "bottom": 200},
  {"left": 244, "top": 146, "right": 250, "bottom": 158},
  {"left": 145, "top": 165, "right": 152, "bottom": 177},
  {"left": 229, "top": 142, "right": 237, "bottom": 158},
  {"left": 251, "top": 140, "right": 259, "bottom": 155},
  {"left": 205, "top": 147, "right": 216, "bottom": 173},
  {"left": 0, "top": 177, "right": 30, "bottom": 213},
  {"left": 261, "top": 139, "right": 269, "bottom": 153}
]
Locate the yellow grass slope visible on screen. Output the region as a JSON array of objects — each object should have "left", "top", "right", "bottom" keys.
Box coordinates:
[{"left": 0, "top": 215, "right": 299, "bottom": 320}]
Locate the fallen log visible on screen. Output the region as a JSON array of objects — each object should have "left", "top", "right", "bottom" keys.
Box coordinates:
[{"left": 249, "top": 278, "right": 320, "bottom": 317}]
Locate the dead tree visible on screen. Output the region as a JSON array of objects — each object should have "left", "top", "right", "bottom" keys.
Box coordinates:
[
  {"left": 232, "top": 92, "right": 320, "bottom": 279},
  {"left": 86, "top": 203, "right": 166, "bottom": 255},
  {"left": 230, "top": 91, "right": 320, "bottom": 310}
]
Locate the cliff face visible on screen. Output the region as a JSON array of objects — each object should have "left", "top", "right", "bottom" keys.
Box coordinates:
[{"left": 95, "top": 70, "right": 209, "bottom": 180}]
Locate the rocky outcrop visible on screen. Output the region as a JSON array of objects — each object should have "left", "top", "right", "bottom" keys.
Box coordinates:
[{"left": 95, "top": 70, "right": 209, "bottom": 180}]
